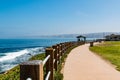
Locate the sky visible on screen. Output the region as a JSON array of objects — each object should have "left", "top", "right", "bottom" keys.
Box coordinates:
[{"left": 0, "top": 0, "right": 120, "bottom": 38}]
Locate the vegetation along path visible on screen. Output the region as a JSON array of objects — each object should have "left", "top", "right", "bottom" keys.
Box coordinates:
[{"left": 63, "top": 43, "right": 120, "bottom": 80}]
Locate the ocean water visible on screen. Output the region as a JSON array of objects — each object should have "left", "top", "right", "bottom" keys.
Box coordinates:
[{"left": 0, "top": 38, "right": 75, "bottom": 73}]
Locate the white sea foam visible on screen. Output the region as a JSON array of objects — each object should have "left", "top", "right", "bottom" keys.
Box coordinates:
[
  {"left": 0, "top": 49, "right": 29, "bottom": 62},
  {"left": 0, "top": 47, "right": 44, "bottom": 73}
]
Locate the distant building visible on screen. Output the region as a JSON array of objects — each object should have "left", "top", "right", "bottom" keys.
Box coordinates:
[
  {"left": 105, "top": 34, "right": 120, "bottom": 41},
  {"left": 76, "top": 35, "right": 86, "bottom": 42}
]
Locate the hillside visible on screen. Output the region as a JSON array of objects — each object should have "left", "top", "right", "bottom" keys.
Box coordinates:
[
  {"left": 14, "top": 32, "right": 120, "bottom": 39},
  {"left": 40, "top": 32, "right": 120, "bottom": 38}
]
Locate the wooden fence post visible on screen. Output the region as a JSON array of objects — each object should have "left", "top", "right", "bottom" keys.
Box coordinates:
[
  {"left": 52, "top": 45, "right": 58, "bottom": 71},
  {"left": 90, "top": 42, "right": 94, "bottom": 47},
  {"left": 62, "top": 43, "right": 65, "bottom": 54},
  {"left": 60, "top": 43, "right": 63, "bottom": 56},
  {"left": 20, "top": 60, "right": 43, "bottom": 80},
  {"left": 57, "top": 44, "right": 60, "bottom": 64},
  {"left": 65, "top": 42, "right": 67, "bottom": 50},
  {"left": 46, "top": 48, "right": 54, "bottom": 80},
  {"left": 67, "top": 42, "right": 69, "bottom": 49},
  {"left": 64, "top": 42, "right": 67, "bottom": 52}
]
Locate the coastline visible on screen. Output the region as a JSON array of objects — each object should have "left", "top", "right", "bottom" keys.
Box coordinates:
[
  {"left": 0, "top": 38, "right": 76, "bottom": 73},
  {"left": 0, "top": 53, "right": 45, "bottom": 80},
  {"left": 0, "top": 47, "right": 44, "bottom": 73}
]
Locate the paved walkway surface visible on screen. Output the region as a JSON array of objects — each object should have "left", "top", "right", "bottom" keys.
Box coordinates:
[{"left": 63, "top": 44, "right": 120, "bottom": 80}]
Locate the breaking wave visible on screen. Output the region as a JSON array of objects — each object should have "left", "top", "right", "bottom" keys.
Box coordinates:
[{"left": 0, "top": 47, "right": 45, "bottom": 73}]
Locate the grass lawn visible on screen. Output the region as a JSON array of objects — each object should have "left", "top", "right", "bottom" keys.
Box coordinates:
[{"left": 90, "top": 41, "right": 120, "bottom": 71}]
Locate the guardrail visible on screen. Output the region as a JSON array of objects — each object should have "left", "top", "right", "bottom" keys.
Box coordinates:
[{"left": 20, "top": 41, "right": 84, "bottom": 80}]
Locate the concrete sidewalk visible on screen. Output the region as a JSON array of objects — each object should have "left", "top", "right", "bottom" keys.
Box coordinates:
[{"left": 63, "top": 44, "right": 120, "bottom": 80}]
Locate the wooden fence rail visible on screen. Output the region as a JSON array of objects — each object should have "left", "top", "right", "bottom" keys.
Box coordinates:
[{"left": 20, "top": 41, "right": 84, "bottom": 80}]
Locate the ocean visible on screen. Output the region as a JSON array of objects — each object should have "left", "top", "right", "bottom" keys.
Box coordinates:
[{"left": 0, "top": 38, "right": 76, "bottom": 73}]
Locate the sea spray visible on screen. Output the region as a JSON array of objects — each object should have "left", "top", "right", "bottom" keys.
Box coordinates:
[{"left": 0, "top": 47, "right": 44, "bottom": 73}]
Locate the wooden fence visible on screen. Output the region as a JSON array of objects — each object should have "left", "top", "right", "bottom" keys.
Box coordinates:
[{"left": 20, "top": 41, "right": 84, "bottom": 80}]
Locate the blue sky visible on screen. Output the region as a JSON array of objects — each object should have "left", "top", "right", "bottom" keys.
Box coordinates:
[{"left": 0, "top": 0, "right": 120, "bottom": 38}]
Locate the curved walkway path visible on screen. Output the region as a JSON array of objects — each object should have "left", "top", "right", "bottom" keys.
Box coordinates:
[{"left": 63, "top": 44, "right": 120, "bottom": 80}]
